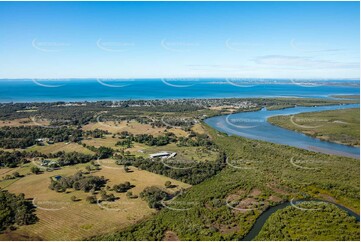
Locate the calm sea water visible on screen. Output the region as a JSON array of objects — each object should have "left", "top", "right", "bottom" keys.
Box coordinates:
[{"left": 0, "top": 79, "right": 359, "bottom": 102}]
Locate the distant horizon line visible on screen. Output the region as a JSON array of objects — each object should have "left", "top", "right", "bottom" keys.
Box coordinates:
[{"left": 0, "top": 77, "right": 359, "bottom": 81}]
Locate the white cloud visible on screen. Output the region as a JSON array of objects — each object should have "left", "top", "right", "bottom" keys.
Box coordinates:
[{"left": 253, "top": 55, "right": 359, "bottom": 70}]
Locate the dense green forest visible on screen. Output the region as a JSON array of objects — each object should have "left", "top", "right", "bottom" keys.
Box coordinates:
[
  {"left": 0, "top": 150, "right": 94, "bottom": 168},
  {"left": 0, "top": 126, "right": 82, "bottom": 149},
  {"left": 255, "top": 202, "right": 360, "bottom": 241},
  {"left": 0, "top": 150, "right": 44, "bottom": 168}
]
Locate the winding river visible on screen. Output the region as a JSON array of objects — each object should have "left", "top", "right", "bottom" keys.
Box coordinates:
[
  {"left": 205, "top": 104, "right": 360, "bottom": 240},
  {"left": 205, "top": 104, "right": 360, "bottom": 159}
]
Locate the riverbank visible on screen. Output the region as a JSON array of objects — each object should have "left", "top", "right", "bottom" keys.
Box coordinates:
[
  {"left": 205, "top": 104, "right": 360, "bottom": 159},
  {"left": 268, "top": 108, "right": 360, "bottom": 147}
]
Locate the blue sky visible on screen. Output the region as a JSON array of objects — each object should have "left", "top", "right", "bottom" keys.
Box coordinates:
[{"left": 0, "top": 1, "right": 359, "bottom": 79}]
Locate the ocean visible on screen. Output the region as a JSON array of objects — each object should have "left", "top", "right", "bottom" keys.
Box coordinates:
[{"left": 0, "top": 79, "right": 359, "bottom": 102}]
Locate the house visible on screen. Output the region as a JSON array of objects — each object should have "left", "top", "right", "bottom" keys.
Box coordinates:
[
  {"left": 41, "top": 160, "right": 58, "bottom": 167},
  {"left": 168, "top": 152, "right": 177, "bottom": 158},
  {"left": 150, "top": 152, "right": 170, "bottom": 159},
  {"left": 36, "top": 138, "right": 49, "bottom": 142},
  {"left": 41, "top": 159, "right": 51, "bottom": 166},
  {"left": 149, "top": 152, "right": 177, "bottom": 159}
]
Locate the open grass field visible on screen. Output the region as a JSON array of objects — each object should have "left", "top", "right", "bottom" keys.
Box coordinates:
[
  {"left": 82, "top": 135, "right": 120, "bottom": 149},
  {"left": 208, "top": 106, "right": 238, "bottom": 113},
  {"left": 0, "top": 163, "right": 34, "bottom": 189},
  {"left": 191, "top": 123, "right": 207, "bottom": 134},
  {"left": 26, "top": 142, "right": 95, "bottom": 155},
  {"left": 0, "top": 161, "right": 190, "bottom": 240},
  {"left": 0, "top": 118, "right": 41, "bottom": 127},
  {"left": 80, "top": 135, "right": 218, "bottom": 163},
  {"left": 121, "top": 142, "right": 149, "bottom": 154},
  {"left": 83, "top": 120, "right": 188, "bottom": 137},
  {"left": 268, "top": 108, "right": 360, "bottom": 146}
]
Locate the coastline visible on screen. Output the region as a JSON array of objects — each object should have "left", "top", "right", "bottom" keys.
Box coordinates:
[
  {"left": 0, "top": 95, "right": 360, "bottom": 104},
  {"left": 0, "top": 79, "right": 359, "bottom": 103}
]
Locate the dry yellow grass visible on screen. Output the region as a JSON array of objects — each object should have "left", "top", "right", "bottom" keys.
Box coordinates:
[
  {"left": 122, "top": 142, "right": 148, "bottom": 154},
  {"left": 0, "top": 167, "right": 14, "bottom": 176},
  {"left": 191, "top": 123, "right": 206, "bottom": 134},
  {"left": 0, "top": 118, "right": 42, "bottom": 127},
  {"left": 208, "top": 106, "right": 237, "bottom": 112},
  {"left": 83, "top": 120, "right": 188, "bottom": 137},
  {"left": 0, "top": 161, "right": 190, "bottom": 240},
  {"left": 0, "top": 164, "right": 32, "bottom": 178},
  {"left": 82, "top": 135, "right": 120, "bottom": 149},
  {"left": 26, "top": 142, "right": 94, "bottom": 155}
]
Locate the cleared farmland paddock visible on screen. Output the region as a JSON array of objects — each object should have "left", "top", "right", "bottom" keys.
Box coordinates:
[
  {"left": 83, "top": 120, "right": 188, "bottom": 137},
  {"left": 0, "top": 118, "right": 40, "bottom": 127},
  {"left": 82, "top": 135, "right": 120, "bottom": 149},
  {"left": 0, "top": 161, "right": 190, "bottom": 240},
  {"left": 26, "top": 142, "right": 95, "bottom": 155},
  {"left": 191, "top": 123, "right": 207, "bottom": 134}
]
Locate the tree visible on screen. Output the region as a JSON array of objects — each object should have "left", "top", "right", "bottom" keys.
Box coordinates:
[
  {"left": 124, "top": 165, "right": 130, "bottom": 173},
  {"left": 126, "top": 191, "right": 138, "bottom": 199},
  {"left": 165, "top": 181, "right": 172, "bottom": 188},
  {"left": 86, "top": 195, "right": 97, "bottom": 204},
  {"left": 90, "top": 188, "right": 96, "bottom": 195},
  {"left": 100, "top": 190, "right": 107, "bottom": 200},
  {"left": 106, "top": 193, "right": 116, "bottom": 202},
  {"left": 140, "top": 186, "right": 169, "bottom": 210},
  {"left": 12, "top": 171, "right": 20, "bottom": 178},
  {"left": 96, "top": 146, "right": 114, "bottom": 159},
  {"left": 4, "top": 174, "right": 12, "bottom": 180},
  {"left": 31, "top": 166, "right": 41, "bottom": 174},
  {"left": 85, "top": 165, "right": 92, "bottom": 172},
  {"left": 73, "top": 181, "right": 81, "bottom": 190}
]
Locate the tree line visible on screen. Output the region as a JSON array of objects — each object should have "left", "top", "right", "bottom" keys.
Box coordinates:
[
  {"left": 0, "top": 190, "right": 38, "bottom": 232},
  {"left": 0, "top": 150, "right": 43, "bottom": 168},
  {"left": 0, "top": 126, "right": 82, "bottom": 149}
]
